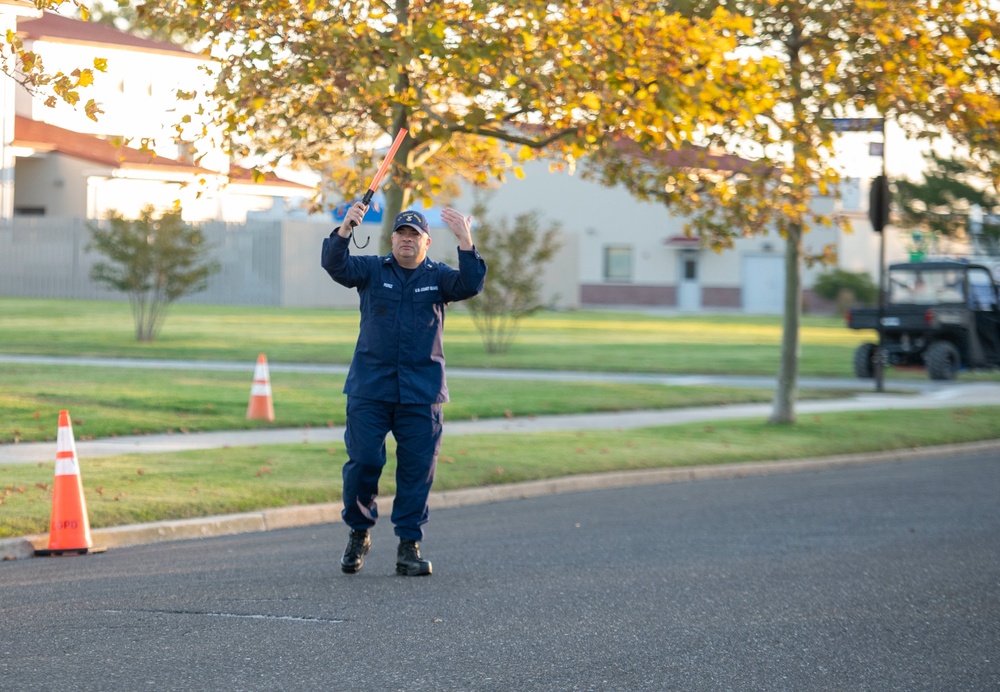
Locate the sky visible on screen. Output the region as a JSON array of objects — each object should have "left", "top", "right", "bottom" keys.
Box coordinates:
[{"left": 833, "top": 122, "right": 954, "bottom": 184}]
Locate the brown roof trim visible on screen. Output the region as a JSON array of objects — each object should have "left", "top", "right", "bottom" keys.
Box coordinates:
[
  {"left": 18, "top": 11, "right": 202, "bottom": 59},
  {"left": 13, "top": 116, "right": 212, "bottom": 174},
  {"left": 228, "top": 165, "right": 315, "bottom": 191},
  {"left": 607, "top": 136, "right": 759, "bottom": 174},
  {"left": 14, "top": 117, "right": 315, "bottom": 191}
]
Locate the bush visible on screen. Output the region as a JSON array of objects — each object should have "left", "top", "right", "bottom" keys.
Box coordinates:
[
  {"left": 465, "top": 202, "right": 561, "bottom": 354},
  {"left": 88, "top": 206, "right": 220, "bottom": 342},
  {"left": 813, "top": 269, "right": 878, "bottom": 307}
]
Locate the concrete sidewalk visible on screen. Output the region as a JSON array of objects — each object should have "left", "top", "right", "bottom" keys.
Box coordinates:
[{"left": 2, "top": 380, "right": 999, "bottom": 465}]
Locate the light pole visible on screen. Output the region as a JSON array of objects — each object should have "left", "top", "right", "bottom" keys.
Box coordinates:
[
  {"left": 970, "top": 203, "right": 984, "bottom": 256},
  {"left": 868, "top": 117, "right": 889, "bottom": 393}
]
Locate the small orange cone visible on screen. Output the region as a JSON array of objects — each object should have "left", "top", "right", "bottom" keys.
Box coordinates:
[
  {"left": 35, "top": 411, "right": 106, "bottom": 557},
  {"left": 246, "top": 353, "right": 275, "bottom": 421}
]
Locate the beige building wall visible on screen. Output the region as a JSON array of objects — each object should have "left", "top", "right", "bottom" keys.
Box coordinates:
[
  {"left": 13, "top": 154, "right": 93, "bottom": 217},
  {"left": 450, "top": 158, "right": 859, "bottom": 312}
]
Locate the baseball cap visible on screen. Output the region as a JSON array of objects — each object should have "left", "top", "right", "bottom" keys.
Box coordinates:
[{"left": 392, "top": 210, "right": 430, "bottom": 235}]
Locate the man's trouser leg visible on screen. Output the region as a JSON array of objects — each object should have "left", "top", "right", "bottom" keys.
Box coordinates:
[
  {"left": 342, "top": 397, "right": 392, "bottom": 531},
  {"left": 390, "top": 403, "right": 443, "bottom": 542}
]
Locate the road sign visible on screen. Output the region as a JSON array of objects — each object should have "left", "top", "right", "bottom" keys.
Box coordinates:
[
  {"left": 828, "top": 117, "right": 885, "bottom": 132},
  {"left": 868, "top": 175, "right": 890, "bottom": 233}
]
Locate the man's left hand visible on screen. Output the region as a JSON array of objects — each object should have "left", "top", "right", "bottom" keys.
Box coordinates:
[{"left": 441, "top": 208, "right": 474, "bottom": 251}]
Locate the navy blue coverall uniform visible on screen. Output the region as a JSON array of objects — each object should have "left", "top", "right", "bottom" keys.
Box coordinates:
[{"left": 321, "top": 232, "right": 487, "bottom": 541}]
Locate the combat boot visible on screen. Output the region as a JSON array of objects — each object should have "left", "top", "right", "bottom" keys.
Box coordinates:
[
  {"left": 396, "top": 539, "right": 432, "bottom": 576},
  {"left": 340, "top": 529, "right": 370, "bottom": 574}
]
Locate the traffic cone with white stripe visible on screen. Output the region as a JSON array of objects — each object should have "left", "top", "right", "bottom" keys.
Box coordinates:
[
  {"left": 35, "top": 410, "right": 105, "bottom": 556},
  {"left": 246, "top": 353, "right": 275, "bottom": 421}
]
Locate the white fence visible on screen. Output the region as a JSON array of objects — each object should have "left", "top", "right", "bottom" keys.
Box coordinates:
[
  {"left": 0, "top": 217, "right": 580, "bottom": 310},
  {"left": 0, "top": 217, "right": 366, "bottom": 308}
]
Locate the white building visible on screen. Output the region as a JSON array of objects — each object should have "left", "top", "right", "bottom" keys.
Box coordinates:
[
  {"left": 8, "top": 12, "right": 313, "bottom": 222},
  {"left": 0, "top": 0, "right": 43, "bottom": 218},
  {"left": 451, "top": 159, "right": 915, "bottom": 313},
  {"left": 1, "top": 11, "right": 935, "bottom": 312}
]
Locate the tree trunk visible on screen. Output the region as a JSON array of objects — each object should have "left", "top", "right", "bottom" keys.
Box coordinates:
[
  {"left": 770, "top": 222, "right": 803, "bottom": 424},
  {"left": 380, "top": 183, "right": 405, "bottom": 253}
]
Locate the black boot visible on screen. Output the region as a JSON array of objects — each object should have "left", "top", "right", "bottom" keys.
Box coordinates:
[
  {"left": 396, "top": 539, "right": 432, "bottom": 576},
  {"left": 340, "top": 529, "right": 370, "bottom": 574}
]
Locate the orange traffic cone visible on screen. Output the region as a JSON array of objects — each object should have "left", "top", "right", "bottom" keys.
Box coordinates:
[
  {"left": 246, "top": 353, "right": 275, "bottom": 421},
  {"left": 35, "top": 411, "right": 106, "bottom": 557}
]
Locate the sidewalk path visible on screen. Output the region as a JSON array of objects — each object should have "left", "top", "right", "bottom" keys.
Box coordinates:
[
  {"left": 3, "top": 379, "right": 999, "bottom": 464},
  {"left": 0, "top": 353, "right": 933, "bottom": 390}
]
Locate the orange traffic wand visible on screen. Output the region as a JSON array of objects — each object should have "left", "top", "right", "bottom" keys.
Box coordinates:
[
  {"left": 246, "top": 353, "right": 275, "bottom": 421},
  {"left": 347, "top": 128, "right": 408, "bottom": 247},
  {"left": 35, "top": 411, "right": 106, "bottom": 557}
]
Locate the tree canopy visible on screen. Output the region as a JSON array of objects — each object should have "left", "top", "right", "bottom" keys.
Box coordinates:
[
  {"left": 129, "top": 0, "right": 1000, "bottom": 423},
  {"left": 589, "top": 0, "right": 1000, "bottom": 422},
  {"left": 133, "top": 0, "right": 779, "bottom": 244},
  {"left": 896, "top": 152, "right": 1000, "bottom": 251}
]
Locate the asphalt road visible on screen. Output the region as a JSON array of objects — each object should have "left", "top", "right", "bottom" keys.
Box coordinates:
[{"left": 2, "top": 449, "right": 997, "bottom": 691}]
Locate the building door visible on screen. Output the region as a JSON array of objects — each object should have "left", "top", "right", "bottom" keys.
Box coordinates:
[
  {"left": 677, "top": 252, "right": 701, "bottom": 311},
  {"left": 742, "top": 255, "right": 785, "bottom": 313}
]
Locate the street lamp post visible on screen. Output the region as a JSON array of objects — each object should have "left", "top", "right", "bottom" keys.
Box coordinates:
[
  {"left": 867, "top": 117, "right": 889, "bottom": 393},
  {"left": 970, "top": 203, "right": 984, "bottom": 255},
  {"left": 830, "top": 116, "right": 890, "bottom": 392}
]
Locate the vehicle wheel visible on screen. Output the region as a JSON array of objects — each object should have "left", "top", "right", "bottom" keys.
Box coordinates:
[
  {"left": 925, "top": 341, "right": 960, "bottom": 380},
  {"left": 853, "top": 342, "right": 877, "bottom": 378}
]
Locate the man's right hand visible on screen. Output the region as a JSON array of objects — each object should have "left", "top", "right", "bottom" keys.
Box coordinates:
[{"left": 339, "top": 202, "right": 369, "bottom": 237}]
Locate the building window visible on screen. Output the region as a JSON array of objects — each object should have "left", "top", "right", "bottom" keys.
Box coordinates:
[
  {"left": 14, "top": 207, "right": 45, "bottom": 216},
  {"left": 603, "top": 245, "right": 633, "bottom": 282},
  {"left": 683, "top": 256, "right": 697, "bottom": 281}
]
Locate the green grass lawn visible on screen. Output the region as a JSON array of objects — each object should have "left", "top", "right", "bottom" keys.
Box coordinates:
[
  {"left": 0, "top": 297, "right": 875, "bottom": 375},
  {"left": 2, "top": 297, "right": 999, "bottom": 540},
  {"left": 0, "top": 362, "right": 836, "bottom": 443}
]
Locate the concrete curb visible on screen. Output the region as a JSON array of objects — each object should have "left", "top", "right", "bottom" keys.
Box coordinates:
[{"left": 5, "top": 438, "right": 999, "bottom": 562}]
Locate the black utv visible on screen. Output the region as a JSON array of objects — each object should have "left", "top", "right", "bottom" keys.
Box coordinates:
[{"left": 846, "top": 260, "right": 1000, "bottom": 380}]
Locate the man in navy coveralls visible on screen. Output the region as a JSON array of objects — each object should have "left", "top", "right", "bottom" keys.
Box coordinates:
[{"left": 322, "top": 203, "right": 487, "bottom": 576}]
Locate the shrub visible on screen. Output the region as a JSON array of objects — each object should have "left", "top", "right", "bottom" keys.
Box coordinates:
[
  {"left": 88, "top": 206, "right": 220, "bottom": 341},
  {"left": 465, "top": 202, "right": 561, "bottom": 354},
  {"left": 813, "top": 268, "right": 878, "bottom": 307}
]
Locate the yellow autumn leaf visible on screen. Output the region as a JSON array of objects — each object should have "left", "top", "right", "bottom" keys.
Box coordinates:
[{"left": 581, "top": 92, "right": 601, "bottom": 110}]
